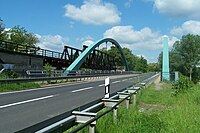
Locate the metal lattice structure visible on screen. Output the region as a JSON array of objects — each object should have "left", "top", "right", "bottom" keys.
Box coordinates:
[
  {"left": 0, "top": 39, "right": 126, "bottom": 71},
  {"left": 64, "top": 38, "right": 129, "bottom": 75}
]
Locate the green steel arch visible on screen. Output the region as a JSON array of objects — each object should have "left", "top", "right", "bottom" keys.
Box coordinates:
[{"left": 64, "top": 38, "right": 129, "bottom": 75}]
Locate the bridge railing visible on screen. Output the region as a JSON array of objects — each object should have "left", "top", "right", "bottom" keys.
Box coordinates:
[{"left": 0, "top": 40, "right": 63, "bottom": 59}]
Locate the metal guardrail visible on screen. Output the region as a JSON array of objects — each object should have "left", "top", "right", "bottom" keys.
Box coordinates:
[
  {"left": 16, "top": 72, "right": 159, "bottom": 133},
  {"left": 0, "top": 71, "right": 137, "bottom": 84}
]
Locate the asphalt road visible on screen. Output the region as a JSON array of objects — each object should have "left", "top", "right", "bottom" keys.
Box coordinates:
[{"left": 0, "top": 74, "right": 142, "bottom": 133}]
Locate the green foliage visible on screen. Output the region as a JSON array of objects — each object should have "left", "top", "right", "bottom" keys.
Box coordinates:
[
  {"left": 0, "top": 18, "right": 5, "bottom": 34},
  {"left": 148, "top": 63, "right": 160, "bottom": 72},
  {"left": 0, "top": 82, "right": 40, "bottom": 92},
  {"left": 0, "top": 25, "right": 39, "bottom": 47},
  {"left": 160, "top": 84, "right": 200, "bottom": 132},
  {"left": 105, "top": 46, "right": 148, "bottom": 72},
  {"left": 44, "top": 63, "right": 53, "bottom": 77},
  {"left": 95, "top": 107, "right": 166, "bottom": 133},
  {"left": 141, "top": 83, "right": 175, "bottom": 105},
  {"left": 0, "top": 70, "right": 18, "bottom": 79},
  {"left": 134, "top": 56, "right": 148, "bottom": 73},
  {"left": 158, "top": 34, "right": 200, "bottom": 82},
  {"left": 66, "top": 83, "right": 200, "bottom": 133},
  {"left": 172, "top": 74, "right": 193, "bottom": 96}
]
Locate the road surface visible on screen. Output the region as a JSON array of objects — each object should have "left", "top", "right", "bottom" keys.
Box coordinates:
[{"left": 0, "top": 74, "right": 143, "bottom": 132}]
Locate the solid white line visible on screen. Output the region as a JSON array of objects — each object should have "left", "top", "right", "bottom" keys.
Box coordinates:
[
  {"left": 72, "top": 87, "right": 93, "bottom": 93},
  {"left": 98, "top": 84, "right": 104, "bottom": 87},
  {"left": 112, "top": 81, "right": 120, "bottom": 84},
  {"left": 0, "top": 95, "right": 55, "bottom": 109}
]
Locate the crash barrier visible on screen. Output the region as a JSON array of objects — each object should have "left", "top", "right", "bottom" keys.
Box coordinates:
[
  {"left": 20, "top": 73, "right": 160, "bottom": 133},
  {"left": 0, "top": 70, "right": 139, "bottom": 84}
]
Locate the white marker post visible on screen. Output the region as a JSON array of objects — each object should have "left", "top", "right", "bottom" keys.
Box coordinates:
[{"left": 104, "top": 77, "right": 110, "bottom": 98}]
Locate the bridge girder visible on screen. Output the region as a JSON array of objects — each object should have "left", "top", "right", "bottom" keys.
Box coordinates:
[{"left": 64, "top": 38, "right": 129, "bottom": 75}]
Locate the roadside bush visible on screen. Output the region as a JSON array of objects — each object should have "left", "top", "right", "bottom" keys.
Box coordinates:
[
  {"left": 172, "top": 74, "right": 193, "bottom": 96},
  {"left": 44, "top": 63, "right": 53, "bottom": 77},
  {"left": 0, "top": 70, "right": 18, "bottom": 79}
]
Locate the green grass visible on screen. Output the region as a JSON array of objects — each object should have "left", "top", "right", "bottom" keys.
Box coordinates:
[
  {"left": 0, "top": 82, "right": 40, "bottom": 92},
  {"left": 69, "top": 83, "right": 200, "bottom": 133}
]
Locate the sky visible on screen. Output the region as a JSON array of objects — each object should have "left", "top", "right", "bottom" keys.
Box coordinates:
[{"left": 1, "top": 0, "right": 200, "bottom": 63}]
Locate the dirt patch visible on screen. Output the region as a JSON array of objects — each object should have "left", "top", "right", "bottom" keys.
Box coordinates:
[
  {"left": 139, "top": 102, "right": 167, "bottom": 113},
  {"left": 153, "top": 75, "right": 164, "bottom": 90}
]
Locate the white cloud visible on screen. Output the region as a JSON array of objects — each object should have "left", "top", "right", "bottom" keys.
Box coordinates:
[
  {"left": 64, "top": 0, "right": 121, "bottom": 25},
  {"left": 36, "top": 34, "right": 68, "bottom": 52},
  {"left": 82, "top": 40, "right": 94, "bottom": 47},
  {"left": 124, "top": 0, "right": 133, "bottom": 8},
  {"left": 76, "top": 36, "right": 93, "bottom": 42},
  {"left": 170, "top": 20, "right": 200, "bottom": 37},
  {"left": 154, "top": 0, "right": 200, "bottom": 19},
  {"left": 136, "top": 54, "right": 146, "bottom": 58},
  {"left": 2, "top": 28, "right": 11, "bottom": 32},
  {"left": 103, "top": 25, "right": 178, "bottom": 51}
]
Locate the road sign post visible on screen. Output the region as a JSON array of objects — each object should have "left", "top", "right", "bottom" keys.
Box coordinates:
[{"left": 104, "top": 77, "right": 110, "bottom": 98}]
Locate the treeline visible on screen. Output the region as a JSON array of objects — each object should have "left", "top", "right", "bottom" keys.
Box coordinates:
[
  {"left": 158, "top": 34, "right": 200, "bottom": 82},
  {"left": 102, "top": 46, "right": 152, "bottom": 73}
]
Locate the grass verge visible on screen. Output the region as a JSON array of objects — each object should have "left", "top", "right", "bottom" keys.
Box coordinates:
[
  {"left": 0, "top": 82, "right": 40, "bottom": 92},
  {"left": 67, "top": 82, "right": 200, "bottom": 133}
]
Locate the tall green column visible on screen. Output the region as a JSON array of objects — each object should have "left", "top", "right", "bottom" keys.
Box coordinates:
[{"left": 162, "top": 35, "right": 170, "bottom": 81}]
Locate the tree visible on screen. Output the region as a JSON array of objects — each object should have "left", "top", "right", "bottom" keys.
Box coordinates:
[
  {"left": 102, "top": 46, "right": 149, "bottom": 72},
  {"left": 158, "top": 34, "right": 200, "bottom": 81},
  {"left": 175, "top": 34, "right": 200, "bottom": 80},
  {"left": 0, "top": 18, "right": 5, "bottom": 34},
  {"left": 0, "top": 18, "right": 5, "bottom": 40},
  {"left": 135, "top": 56, "right": 148, "bottom": 73},
  {"left": 1, "top": 25, "right": 39, "bottom": 47},
  {"left": 107, "top": 46, "right": 123, "bottom": 66},
  {"left": 148, "top": 63, "right": 160, "bottom": 72}
]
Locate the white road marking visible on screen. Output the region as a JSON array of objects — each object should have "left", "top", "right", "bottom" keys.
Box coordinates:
[
  {"left": 0, "top": 84, "right": 73, "bottom": 95},
  {"left": 98, "top": 84, "right": 104, "bottom": 87},
  {"left": 0, "top": 95, "right": 55, "bottom": 109},
  {"left": 0, "top": 81, "right": 97, "bottom": 95},
  {"left": 129, "top": 78, "right": 133, "bottom": 80},
  {"left": 122, "top": 79, "right": 128, "bottom": 81},
  {"left": 112, "top": 81, "right": 121, "bottom": 84},
  {"left": 72, "top": 87, "right": 93, "bottom": 93}
]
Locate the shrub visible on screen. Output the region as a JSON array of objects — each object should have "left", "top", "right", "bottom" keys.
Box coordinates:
[
  {"left": 0, "top": 70, "right": 18, "bottom": 79},
  {"left": 44, "top": 63, "right": 53, "bottom": 77},
  {"left": 172, "top": 74, "right": 193, "bottom": 96}
]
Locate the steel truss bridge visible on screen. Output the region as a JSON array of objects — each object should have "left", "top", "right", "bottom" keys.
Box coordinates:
[{"left": 0, "top": 38, "right": 128, "bottom": 73}]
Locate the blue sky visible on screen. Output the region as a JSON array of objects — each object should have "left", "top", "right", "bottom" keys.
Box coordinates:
[{"left": 1, "top": 0, "right": 200, "bottom": 63}]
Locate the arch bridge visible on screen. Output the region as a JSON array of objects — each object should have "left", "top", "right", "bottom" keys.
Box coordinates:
[
  {"left": 64, "top": 38, "right": 129, "bottom": 75},
  {"left": 0, "top": 38, "right": 128, "bottom": 74}
]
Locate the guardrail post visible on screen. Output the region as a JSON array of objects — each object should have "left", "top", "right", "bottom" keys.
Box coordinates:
[
  {"left": 102, "top": 99, "right": 119, "bottom": 123},
  {"left": 89, "top": 124, "right": 95, "bottom": 133},
  {"left": 113, "top": 107, "right": 117, "bottom": 122},
  {"left": 72, "top": 111, "right": 97, "bottom": 133},
  {"left": 133, "top": 93, "right": 137, "bottom": 106},
  {"left": 117, "top": 92, "right": 130, "bottom": 109},
  {"left": 139, "top": 82, "right": 146, "bottom": 89}
]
